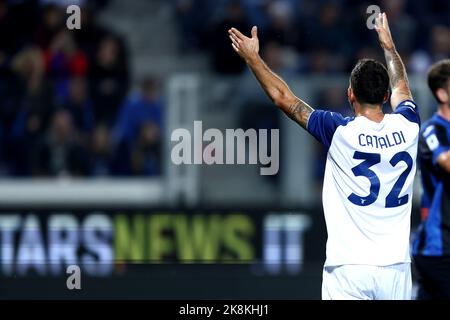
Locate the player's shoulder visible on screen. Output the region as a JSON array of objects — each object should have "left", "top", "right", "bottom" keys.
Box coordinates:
[
  {"left": 309, "top": 110, "right": 355, "bottom": 127},
  {"left": 306, "top": 110, "right": 356, "bottom": 149},
  {"left": 420, "top": 117, "right": 436, "bottom": 134},
  {"left": 420, "top": 113, "right": 450, "bottom": 137},
  {"left": 393, "top": 100, "right": 420, "bottom": 125}
]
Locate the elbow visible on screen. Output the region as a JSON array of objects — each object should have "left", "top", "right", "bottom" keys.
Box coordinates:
[
  {"left": 272, "top": 91, "right": 291, "bottom": 109},
  {"left": 268, "top": 88, "right": 282, "bottom": 106},
  {"left": 444, "top": 163, "right": 450, "bottom": 174},
  {"left": 273, "top": 96, "right": 285, "bottom": 108},
  {"left": 391, "top": 85, "right": 412, "bottom": 100},
  {"left": 438, "top": 154, "right": 450, "bottom": 174}
]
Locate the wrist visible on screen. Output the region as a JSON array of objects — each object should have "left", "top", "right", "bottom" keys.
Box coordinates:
[{"left": 245, "top": 53, "right": 261, "bottom": 66}]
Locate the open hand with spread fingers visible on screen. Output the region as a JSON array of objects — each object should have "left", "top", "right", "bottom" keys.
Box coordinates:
[
  {"left": 228, "top": 26, "right": 260, "bottom": 64},
  {"left": 374, "top": 12, "right": 395, "bottom": 51}
]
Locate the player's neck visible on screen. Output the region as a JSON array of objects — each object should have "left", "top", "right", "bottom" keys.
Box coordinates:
[
  {"left": 437, "top": 104, "right": 450, "bottom": 122},
  {"left": 355, "top": 104, "right": 384, "bottom": 123}
]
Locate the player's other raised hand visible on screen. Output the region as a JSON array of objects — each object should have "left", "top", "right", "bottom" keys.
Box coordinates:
[
  {"left": 374, "top": 12, "right": 395, "bottom": 51},
  {"left": 228, "top": 26, "right": 259, "bottom": 63}
]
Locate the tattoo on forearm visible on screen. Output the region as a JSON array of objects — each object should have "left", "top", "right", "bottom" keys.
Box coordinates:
[
  {"left": 287, "top": 100, "right": 314, "bottom": 129},
  {"left": 385, "top": 49, "right": 408, "bottom": 89}
]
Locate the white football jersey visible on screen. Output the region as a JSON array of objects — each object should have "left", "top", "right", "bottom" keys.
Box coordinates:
[{"left": 307, "top": 100, "right": 420, "bottom": 267}]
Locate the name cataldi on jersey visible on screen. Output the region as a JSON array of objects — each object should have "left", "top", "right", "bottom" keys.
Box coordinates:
[
  {"left": 358, "top": 131, "right": 406, "bottom": 149},
  {"left": 306, "top": 100, "right": 420, "bottom": 267}
]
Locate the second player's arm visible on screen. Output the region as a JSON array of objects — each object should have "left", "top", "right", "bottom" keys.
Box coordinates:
[
  {"left": 375, "top": 13, "right": 413, "bottom": 110},
  {"left": 229, "top": 27, "right": 313, "bottom": 129},
  {"left": 437, "top": 150, "right": 450, "bottom": 173}
]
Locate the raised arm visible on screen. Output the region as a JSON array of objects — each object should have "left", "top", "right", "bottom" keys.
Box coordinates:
[
  {"left": 374, "top": 12, "right": 413, "bottom": 110},
  {"left": 228, "top": 26, "right": 313, "bottom": 129}
]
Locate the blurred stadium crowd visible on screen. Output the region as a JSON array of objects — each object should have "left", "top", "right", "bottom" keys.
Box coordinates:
[
  {"left": 0, "top": 0, "right": 449, "bottom": 179},
  {"left": 176, "top": 0, "right": 448, "bottom": 189},
  {"left": 176, "top": 0, "right": 449, "bottom": 75},
  {"left": 0, "top": 0, "right": 163, "bottom": 177}
]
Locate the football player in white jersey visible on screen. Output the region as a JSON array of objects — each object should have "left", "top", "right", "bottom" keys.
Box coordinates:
[{"left": 229, "top": 12, "right": 419, "bottom": 299}]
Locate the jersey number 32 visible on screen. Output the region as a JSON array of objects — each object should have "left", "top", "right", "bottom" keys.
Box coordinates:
[{"left": 348, "top": 151, "right": 413, "bottom": 207}]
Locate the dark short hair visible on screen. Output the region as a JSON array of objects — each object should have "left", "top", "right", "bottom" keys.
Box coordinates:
[
  {"left": 427, "top": 59, "right": 450, "bottom": 104},
  {"left": 350, "top": 59, "right": 390, "bottom": 105}
]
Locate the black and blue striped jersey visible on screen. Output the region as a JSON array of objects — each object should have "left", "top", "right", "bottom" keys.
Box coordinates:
[{"left": 413, "top": 113, "right": 450, "bottom": 256}]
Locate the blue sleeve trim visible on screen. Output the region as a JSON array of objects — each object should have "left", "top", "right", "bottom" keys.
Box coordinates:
[{"left": 394, "top": 100, "right": 420, "bottom": 125}]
